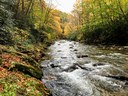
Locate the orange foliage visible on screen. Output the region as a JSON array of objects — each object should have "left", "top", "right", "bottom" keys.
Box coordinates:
[{"left": 1, "top": 54, "right": 27, "bottom": 69}]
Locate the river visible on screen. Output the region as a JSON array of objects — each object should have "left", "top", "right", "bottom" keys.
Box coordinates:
[{"left": 41, "top": 40, "right": 128, "bottom": 96}]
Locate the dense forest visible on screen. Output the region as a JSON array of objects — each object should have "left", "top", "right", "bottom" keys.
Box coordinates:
[
  {"left": 67, "top": 0, "right": 128, "bottom": 45},
  {"left": 0, "top": 0, "right": 128, "bottom": 96}
]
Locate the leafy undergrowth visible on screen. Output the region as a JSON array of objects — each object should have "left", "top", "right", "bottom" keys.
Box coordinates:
[{"left": 0, "top": 45, "right": 51, "bottom": 96}]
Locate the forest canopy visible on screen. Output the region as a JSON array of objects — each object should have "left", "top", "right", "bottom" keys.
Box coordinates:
[{"left": 67, "top": 0, "right": 128, "bottom": 45}]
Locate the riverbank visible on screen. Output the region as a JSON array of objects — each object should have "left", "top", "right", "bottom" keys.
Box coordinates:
[{"left": 0, "top": 43, "right": 51, "bottom": 96}]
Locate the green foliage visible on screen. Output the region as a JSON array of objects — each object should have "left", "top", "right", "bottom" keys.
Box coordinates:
[
  {"left": 0, "top": 68, "right": 49, "bottom": 96},
  {"left": 83, "top": 14, "right": 128, "bottom": 45},
  {"left": 12, "top": 27, "right": 31, "bottom": 45},
  {"left": 69, "top": 0, "right": 128, "bottom": 45},
  {"left": 0, "top": 83, "right": 18, "bottom": 96},
  {"left": 0, "top": 74, "right": 19, "bottom": 96},
  {"left": 0, "top": 0, "right": 15, "bottom": 45},
  {"left": 67, "top": 31, "right": 80, "bottom": 41}
]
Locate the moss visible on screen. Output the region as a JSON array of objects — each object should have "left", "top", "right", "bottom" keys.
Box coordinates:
[
  {"left": 10, "top": 63, "right": 43, "bottom": 80},
  {"left": 22, "top": 56, "right": 39, "bottom": 67}
]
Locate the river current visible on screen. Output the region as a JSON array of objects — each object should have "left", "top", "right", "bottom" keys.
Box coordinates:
[{"left": 41, "top": 40, "right": 128, "bottom": 96}]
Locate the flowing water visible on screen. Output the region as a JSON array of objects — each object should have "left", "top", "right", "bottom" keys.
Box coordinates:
[{"left": 41, "top": 40, "right": 128, "bottom": 96}]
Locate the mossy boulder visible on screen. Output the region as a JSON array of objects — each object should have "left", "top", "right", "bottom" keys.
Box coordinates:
[
  {"left": 10, "top": 63, "right": 43, "bottom": 79},
  {"left": 22, "top": 56, "right": 39, "bottom": 67}
]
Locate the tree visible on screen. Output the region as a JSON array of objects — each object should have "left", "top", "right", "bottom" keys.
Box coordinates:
[{"left": 0, "top": 0, "right": 16, "bottom": 45}]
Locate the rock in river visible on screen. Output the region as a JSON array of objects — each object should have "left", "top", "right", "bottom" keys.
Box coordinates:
[{"left": 77, "top": 55, "right": 89, "bottom": 58}]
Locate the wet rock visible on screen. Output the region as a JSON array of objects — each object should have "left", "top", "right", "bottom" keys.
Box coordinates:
[
  {"left": 124, "top": 46, "right": 128, "bottom": 49},
  {"left": 75, "top": 52, "right": 78, "bottom": 54},
  {"left": 82, "top": 55, "right": 89, "bottom": 57},
  {"left": 62, "top": 64, "right": 79, "bottom": 72},
  {"left": 57, "top": 50, "right": 62, "bottom": 52},
  {"left": 77, "top": 55, "right": 88, "bottom": 58},
  {"left": 105, "top": 75, "right": 128, "bottom": 81},
  {"left": 77, "top": 55, "right": 81, "bottom": 58},
  {"left": 72, "top": 63, "right": 93, "bottom": 71},
  {"left": 93, "top": 63, "right": 105, "bottom": 67},
  {"left": 61, "top": 57, "right": 67, "bottom": 59},
  {"left": 125, "top": 81, "right": 128, "bottom": 85},
  {"left": 77, "top": 65, "right": 93, "bottom": 71},
  {"left": 50, "top": 64, "right": 55, "bottom": 68},
  {"left": 74, "top": 49, "right": 78, "bottom": 51},
  {"left": 69, "top": 46, "right": 73, "bottom": 49},
  {"left": 50, "top": 64, "right": 59, "bottom": 68},
  {"left": 63, "top": 67, "right": 79, "bottom": 72}
]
